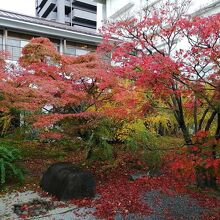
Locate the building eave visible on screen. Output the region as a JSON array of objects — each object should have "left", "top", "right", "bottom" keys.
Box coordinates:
[
  {"left": 191, "top": 0, "right": 220, "bottom": 16},
  {"left": 0, "top": 16, "right": 103, "bottom": 45},
  {"left": 92, "top": 0, "right": 106, "bottom": 4}
]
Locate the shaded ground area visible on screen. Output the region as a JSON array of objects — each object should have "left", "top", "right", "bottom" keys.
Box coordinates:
[
  {"left": 116, "top": 190, "right": 207, "bottom": 220},
  {"left": 0, "top": 137, "right": 219, "bottom": 219},
  {"left": 143, "top": 190, "right": 203, "bottom": 219},
  {"left": 0, "top": 191, "right": 96, "bottom": 220},
  {"left": 0, "top": 185, "right": 218, "bottom": 219},
  {"left": 0, "top": 190, "right": 204, "bottom": 220}
]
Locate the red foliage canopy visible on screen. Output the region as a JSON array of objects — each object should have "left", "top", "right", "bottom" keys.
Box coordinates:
[{"left": 0, "top": 37, "right": 118, "bottom": 135}]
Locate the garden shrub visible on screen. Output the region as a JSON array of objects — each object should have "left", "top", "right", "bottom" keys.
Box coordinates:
[
  {"left": 85, "top": 119, "right": 114, "bottom": 160},
  {"left": 120, "top": 120, "right": 163, "bottom": 170},
  {"left": 0, "top": 143, "right": 24, "bottom": 184}
]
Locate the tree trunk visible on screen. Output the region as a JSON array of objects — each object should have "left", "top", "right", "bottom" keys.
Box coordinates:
[
  {"left": 158, "top": 122, "right": 165, "bottom": 136},
  {"left": 86, "top": 131, "right": 95, "bottom": 160},
  {"left": 86, "top": 146, "right": 93, "bottom": 160},
  {"left": 195, "top": 166, "right": 217, "bottom": 189},
  {"left": 198, "top": 108, "right": 209, "bottom": 131},
  {"left": 196, "top": 112, "right": 219, "bottom": 189},
  {"left": 170, "top": 93, "right": 218, "bottom": 189},
  {"left": 205, "top": 111, "right": 217, "bottom": 131},
  {"left": 215, "top": 112, "right": 220, "bottom": 140},
  {"left": 193, "top": 96, "right": 198, "bottom": 134},
  {"left": 171, "top": 95, "right": 192, "bottom": 145}
]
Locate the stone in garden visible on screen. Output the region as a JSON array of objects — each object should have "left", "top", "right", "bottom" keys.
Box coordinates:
[
  {"left": 0, "top": 200, "right": 5, "bottom": 217},
  {"left": 128, "top": 169, "right": 163, "bottom": 181},
  {"left": 128, "top": 172, "right": 148, "bottom": 181},
  {"left": 146, "top": 169, "right": 163, "bottom": 177},
  {"left": 40, "top": 162, "right": 95, "bottom": 201}
]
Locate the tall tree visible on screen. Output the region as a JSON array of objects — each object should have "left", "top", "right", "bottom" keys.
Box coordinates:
[
  {"left": 99, "top": 0, "right": 220, "bottom": 187},
  {"left": 0, "top": 37, "right": 117, "bottom": 140}
]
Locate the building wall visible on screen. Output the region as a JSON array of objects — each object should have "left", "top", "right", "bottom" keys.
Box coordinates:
[
  {"left": 0, "top": 28, "right": 96, "bottom": 61},
  {"left": 95, "top": 0, "right": 220, "bottom": 29},
  {"left": 36, "top": 0, "right": 97, "bottom": 30}
]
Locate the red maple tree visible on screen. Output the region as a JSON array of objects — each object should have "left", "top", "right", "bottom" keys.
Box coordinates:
[
  {"left": 0, "top": 37, "right": 117, "bottom": 141},
  {"left": 99, "top": 0, "right": 220, "bottom": 188}
]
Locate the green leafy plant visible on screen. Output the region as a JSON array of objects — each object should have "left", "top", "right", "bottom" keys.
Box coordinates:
[
  {"left": 85, "top": 119, "right": 114, "bottom": 160},
  {"left": 125, "top": 120, "right": 162, "bottom": 170},
  {"left": 0, "top": 144, "right": 24, "bottom": 184}
]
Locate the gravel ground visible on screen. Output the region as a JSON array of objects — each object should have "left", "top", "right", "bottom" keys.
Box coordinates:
[
  {"left": 29, "top": 206, "right": 96, "bottom": 220},
  {"left": 115, "top": 190, "right": 204, "bottom": 220},
  {"left": 143, "top": 190, "right": 204, "bottom": 220},
  {"left": 0, "top": 191, "right": 96, "bottom": 220},
  {"left": 0, "top": 189, "right": 205, "bottom": 220}
]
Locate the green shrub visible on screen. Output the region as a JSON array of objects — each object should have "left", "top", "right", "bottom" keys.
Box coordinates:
[
  {"left": 85, "top": 119, "right": 114, "bottom": 160},
  {"left": 125, "top": 120, "right": 162, "bottom": 170},
  {"left": 0, "top": 144, "right": 24, "bottom": 184}
]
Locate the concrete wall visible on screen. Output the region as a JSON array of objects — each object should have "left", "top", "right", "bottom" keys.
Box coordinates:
[
  {"left": 95, "top": 0, "right": 220, "bottom": 29},
  {"left": 57, "top": 0, "right": 65, "bottom": 23},
  {"left": 37, "top": 0, "right": 97, "bottom": 30}
]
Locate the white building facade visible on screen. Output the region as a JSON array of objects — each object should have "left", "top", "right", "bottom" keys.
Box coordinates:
[
  {"left": 0, "top": 9, "right": 102, "bottom": 62},
  {"left": 94, "top": 0, "right": 220, "bottom": 29},
  {"left": 36, "top": 0, "right": 97, "bottom": 31}
]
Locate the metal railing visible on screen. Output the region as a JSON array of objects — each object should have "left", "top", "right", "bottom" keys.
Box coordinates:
[
  {"left": 5, "top": 45, "right": 22, "bottom": 61},
  {"left": 0, "top": 45, "right": 23, "bottom": 61},
  {"left": 0, "top": 44, "right": 60, "bottom": 62},
  {"left": 0, "top": 44, "right": 92, "bottom": 61}
]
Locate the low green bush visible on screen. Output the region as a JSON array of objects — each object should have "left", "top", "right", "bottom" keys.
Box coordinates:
[
  {"left": 0, "top": 144, "right": 24, "bottom": 184},
  {"left": 85, "top": 119, "right": 114, "bottom": 160},
  {"left": 124, "top": 120, "right": 163, "bottom": 170}
]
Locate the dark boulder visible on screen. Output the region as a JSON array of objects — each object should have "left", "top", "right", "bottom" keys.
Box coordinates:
[{"left": 40, "top": 162, "right": 95, "bottom": 201}]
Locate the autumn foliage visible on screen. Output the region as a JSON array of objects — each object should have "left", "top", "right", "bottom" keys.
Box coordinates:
[
  {"left": 0, "top": 37, "right": 118, "bottom": 139},
  {"left": 99, "top": 0, "right": 220, "bottom": 188},
  {"left": 0, "top": 1, "right": 219, "bottom": 218}
]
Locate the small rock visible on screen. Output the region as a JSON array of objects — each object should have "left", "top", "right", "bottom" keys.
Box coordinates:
[
  {"left": 0, "top": 200, "right": 5, "bottom": 216},
  {"left": 146, "top": 169, "right": 163, "bottom": 177},
  {"left": 34, "top": 210, "right": 40, "bottom": 216},
  {"left": 28, "top": 211, "right": 34, "bottom": 216},
  {"left": 128, "top": 172, "right": 148, "bottom": 181},
  {"left": 22, "top": 211, "right": 28, "bottom": 215},
  {"left": 41, "top": 208, "right": 47, "bottom": 213}
]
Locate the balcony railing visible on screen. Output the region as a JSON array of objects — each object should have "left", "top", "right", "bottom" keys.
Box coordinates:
[
  {"left": 1, "top": 44, "right": 60, "bottom": 62},
  {"left": 1, "top": 44, "right": 92, "bottom": 61},
  {"left": 3, "top": 45, "right": 23, "bottom": 62}
]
